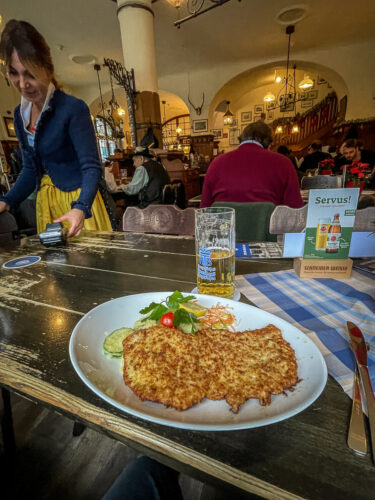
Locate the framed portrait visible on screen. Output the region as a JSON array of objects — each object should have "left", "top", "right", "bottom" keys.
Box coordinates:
[
  {"left": 212, "top": 129, "right": 223, "bottom": 139},
  {"left": 253, "top": 113, "right": 262, "bottom": 121},
  {"left": 241, "top": 111, "right": 252, "bottom": 122},
  {"left": 254, "top": 104, "right": 264, "bottom": 114},
  {"left": 297, "top": 91, "right": 307, "bottom": 101},
  {"left": 193, "top": 119, "right": 208, "bottom": 133},
  {"left": 3, "top": 117, "right": 16, "bottom": 138},
  {"left": 267, "top": 102, "right": 276, "bottom": 111},
  {"left": 307, "top": 90, "right": 318, "bottom": 100},
  {"left": 229, "top": 128, "right": 240, "bottom": 146},
  {"left": 267, "top": 111, "right": 274, "bottom": 121},
  {"left": 301, "top": 99, "right": 313, "bottom": 108}
]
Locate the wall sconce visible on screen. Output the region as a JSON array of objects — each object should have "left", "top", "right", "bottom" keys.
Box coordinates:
[
  {"left": 292, "top": 124, "right": 299, "bottom": 133},
  {"left": 276, "top": 125, "right": 283, "bottom": 134}
]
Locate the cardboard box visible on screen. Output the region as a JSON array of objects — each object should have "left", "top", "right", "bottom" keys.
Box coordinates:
[{"left": 294, "top": 258, "right": 353, "bottom": 279}]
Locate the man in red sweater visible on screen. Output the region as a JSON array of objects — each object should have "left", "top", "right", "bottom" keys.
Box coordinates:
[{"left": 200, "top": 122, "right": 303, "bottom": 208}]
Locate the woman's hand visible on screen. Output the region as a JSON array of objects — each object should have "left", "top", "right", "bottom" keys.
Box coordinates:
[
  {"left": 0, "top": 201, "right": 10, "bottom": 214},
  {"left": 54, "top": 208, "right": 85, "bottom": 237}
]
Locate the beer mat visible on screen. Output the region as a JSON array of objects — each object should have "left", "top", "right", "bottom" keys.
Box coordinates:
[
  {"left": 191, "top": 287, "right": 241, "bottom": 302},
  {"left": 235, "top": 242, "right": 283, "bottom": 259},
  {"left": 235, "top": 270, "right": 375, "bottom": 399},
  {"left": 2, "top": 256, "right": 41, "bottom": 269}
]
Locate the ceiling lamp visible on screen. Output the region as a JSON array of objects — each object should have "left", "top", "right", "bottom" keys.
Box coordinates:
[
  {"left": 117, "top": 107, "right": 125, "bottom": 116},
  {"left": 166, "top": 0, "right": 183, "bottom": 7},
  {"left": 264, "top": 91, "right": 276, "bottom": 102},
  {"left": 276, "top": 125, "right": 283, "bottom": 134},
  {"left": 275, "top": 75, "right": 282, "bottom": 83},
  {"left": 298, "top": 74, "right": 314, "bottom": 90},
  {"left": 223, "top": 101, "right": 234, "bottom": 126},
  {"left": 176, "top": 126, "right": 183, "bottom": 134}
]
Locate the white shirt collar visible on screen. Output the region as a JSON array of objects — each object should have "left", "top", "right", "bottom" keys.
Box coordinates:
[
  {"left": 20, "top": 82, "right": 55, "bottom": 134},
  {"left": 240, "top": 139, "right": 264, "bottom": 148}
]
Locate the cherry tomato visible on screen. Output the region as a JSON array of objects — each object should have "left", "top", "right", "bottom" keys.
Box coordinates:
[{"left": 160, "top": 312, "right": 176, "bottom": 328}]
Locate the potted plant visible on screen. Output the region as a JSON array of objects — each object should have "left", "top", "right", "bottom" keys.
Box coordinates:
[
  {"left": 342, "top": 161, "right": 370, "bottom": 192},
  {"left": 319, "top": 158, "right": 335, "bottom": 175}
]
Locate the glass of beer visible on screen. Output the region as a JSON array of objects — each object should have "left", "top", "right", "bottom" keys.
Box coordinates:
[{"left": 195, "top": 207, "right": 235, "bottom": 299}]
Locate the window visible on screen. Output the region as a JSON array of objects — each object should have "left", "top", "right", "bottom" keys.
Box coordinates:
[
  {"left": 95, "top": 116, "right": 116, "bottom": 161},
  {"left": 162, "top": 114, "right": 191, "bottom": 150}
]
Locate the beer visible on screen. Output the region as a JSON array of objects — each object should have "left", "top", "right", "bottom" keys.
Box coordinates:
[
  {"left": 326, "top": 213, "right": 341, "bottom": 253},
  {"left": 315, "top": 218, "right": 330, "bottom": 250},
  {"left": 197, "top": 248, "right": 235, "bottom": 299}
]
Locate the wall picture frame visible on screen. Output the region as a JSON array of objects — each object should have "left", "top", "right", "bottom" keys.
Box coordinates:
[
  {"left": 254, "top": 104, "right": 264, "bottom": 114},
  {"left": 280, "top": 102, "right": 294, "bottom": 113},
  {"left": 229, "top": 128, "right": 240, "bottom": 146},
  {"left": 241, "top": 111, "right": 252, "bottom": 122},
  {"left": 267, "top": 102, "right": 276, "bottom": 110},
  {"left": 3, "top": 117, "right": 16, "bottom": 138},
  {"left": 301, "top": 99, "right": 313, "bottom": 108},
  {"left": 212, "top": 129, "right": 223, "bottom": 139},
  {"left": 193, "top": 119, "right": 208, "bottom": 133},
  {"left": 307, "top": 90, "right": 318, "bottom": 100},
  {"left": 253, "top": 113, "right": 262, "bottom": 121},
  {"left": 317, "top": 76, "right": 327, "bottom": 85},
  {"left": 267, "top": 111, "right": 274, "bottom": 121}
]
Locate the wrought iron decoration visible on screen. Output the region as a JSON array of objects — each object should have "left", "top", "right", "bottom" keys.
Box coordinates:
[{"left": 104, "top": 58, "right": 138, "bottom": 147}]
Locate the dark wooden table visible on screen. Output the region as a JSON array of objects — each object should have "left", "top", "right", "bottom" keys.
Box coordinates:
[{"left": 0, "top": 231, "right": 374, "bottom": 499}]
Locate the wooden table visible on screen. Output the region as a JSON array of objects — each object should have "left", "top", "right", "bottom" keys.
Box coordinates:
[{"left": 0, "top": 232, "right": 374, "bottom": 499}]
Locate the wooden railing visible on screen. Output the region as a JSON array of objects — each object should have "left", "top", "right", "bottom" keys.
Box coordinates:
[{"left": 273, "top": 93, "right": 338, "bottom": 148}]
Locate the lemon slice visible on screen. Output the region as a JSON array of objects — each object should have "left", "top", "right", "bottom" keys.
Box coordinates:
[{"left": 179, "top": 301, "right": 207, "bottom": 317}]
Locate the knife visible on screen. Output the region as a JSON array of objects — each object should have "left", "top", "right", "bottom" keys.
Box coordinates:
[
  {"left": 347, "top": 321, "right": 375, "bottom": 462},
  {"left": 347, "top": 365, "right": 367, "bottom": 456}
]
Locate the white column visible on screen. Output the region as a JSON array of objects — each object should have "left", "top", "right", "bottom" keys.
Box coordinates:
[{"left": 116, "top": 0, "right": 158, "bottom": 93}]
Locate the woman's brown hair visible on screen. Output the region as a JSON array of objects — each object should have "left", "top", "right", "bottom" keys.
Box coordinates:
[{"left": 0, "top": 19, "right": 58, "bottom": 87}]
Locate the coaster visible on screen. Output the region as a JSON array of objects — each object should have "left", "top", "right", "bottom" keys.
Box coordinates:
[
  {"left": 191, "top": 287, "right": 241, "bottom": 301},
  {"left": 2, "top": 256, "right": 41, "bottom": 269}
]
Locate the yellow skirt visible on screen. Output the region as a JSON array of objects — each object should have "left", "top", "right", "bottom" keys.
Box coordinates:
[{"left": 36, "top": 175, "right": 112, "bottom": 234}]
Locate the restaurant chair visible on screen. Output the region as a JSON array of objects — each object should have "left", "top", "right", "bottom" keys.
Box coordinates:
[
  {"left": 123, "top": 204, "right": 195, "bottom": 236},
  {"left": 301, "top": 175, "right": 340, "bottom": 189},
  {"left": 269, "top": 205, "right": 308, "bottom": 235},
  {"left": 0, "top": 212, "right": 18, "bottom": 244},
  {"left": 212, "top": 201, "right": 277, "bottom": 242}
]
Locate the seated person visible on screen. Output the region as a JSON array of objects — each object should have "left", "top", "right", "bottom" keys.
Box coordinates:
[
  {"left": 342, "top": 138, "right": 375, "bottom": 188},
  {"left": 120, "top": 147, "right": 170, "bottom": 208},
  {"left": 103, "top": 162, "right": 120, "bottom": 193},
  {"left": 200, "top": 122, "right": 303, "bottom": 209},
  {"left": 299, "top": 141, "right": 331, "bottom": 173}
]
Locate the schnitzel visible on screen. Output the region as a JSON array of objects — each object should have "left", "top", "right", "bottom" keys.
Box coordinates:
[{"left": 122, "top": 324, "right": 298, "bottom": 412}]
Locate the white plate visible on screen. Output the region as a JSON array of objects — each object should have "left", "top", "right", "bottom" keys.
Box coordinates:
[{"left": 69, "top": 292, "right": 327, "bottom": 431}]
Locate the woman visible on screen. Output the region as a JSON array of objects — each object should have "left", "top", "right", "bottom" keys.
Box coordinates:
[{"left": 0, "top": 20, "right": 112, "bottom": 237}]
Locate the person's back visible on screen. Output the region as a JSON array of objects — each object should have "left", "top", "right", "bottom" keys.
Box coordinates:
[
  {"left": 139, "top": 159, "right": 170, "bottom": 208},
  {"left": 201, "top": 123, "right": 303, "bottom": 209}
]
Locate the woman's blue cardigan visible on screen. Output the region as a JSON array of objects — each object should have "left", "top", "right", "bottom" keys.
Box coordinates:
[{"left": 0, "top": 89, "right": 102, "bottom": 218}]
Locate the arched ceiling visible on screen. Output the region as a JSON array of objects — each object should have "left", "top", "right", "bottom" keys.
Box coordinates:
[{"left": 0, "top": 0, "right": 374, "bottom": 99}]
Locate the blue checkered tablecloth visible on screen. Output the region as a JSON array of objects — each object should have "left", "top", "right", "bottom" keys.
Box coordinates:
[{"left": 235, "top": 270, "right": 375, "bottom": 398}]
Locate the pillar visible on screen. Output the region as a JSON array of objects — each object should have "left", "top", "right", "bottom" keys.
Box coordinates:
[{"left": 117, "top": 0, "right": 162, "bottom": 147}]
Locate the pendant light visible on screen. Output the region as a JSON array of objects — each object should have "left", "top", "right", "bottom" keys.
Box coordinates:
[
  {"left": 223, "top": 101, "right": 234, "bottom": 126},
  {"left": 298, "top": 74, "right": 314, "bottom": 90},
  {"left": 264, "top": 91, "right": 276, "bottom": 102}
]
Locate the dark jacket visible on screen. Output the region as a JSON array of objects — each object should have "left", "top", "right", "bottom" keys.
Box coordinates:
[
  {"left": 139, "top": 160, "right": 170, "bottom": 208},
  {"left": 0, "top": 89, "right": 102, "bottom": 218},
  {"left": 300, "top": 151, "right": 331, "bottom": 173}
]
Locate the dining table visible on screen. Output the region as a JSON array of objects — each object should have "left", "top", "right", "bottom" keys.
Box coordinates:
[{"left": 0, "top": 230, "right": 374, "bottom": 500}]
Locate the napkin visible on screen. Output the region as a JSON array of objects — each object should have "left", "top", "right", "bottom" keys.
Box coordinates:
[{"left": 235, "top": 270, "right": 375, "bottom": 397}]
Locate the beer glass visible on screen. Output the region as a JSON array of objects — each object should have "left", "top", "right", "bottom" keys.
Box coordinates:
[{"left": 195, "top": 207, "right": 235, "bottom": 299}]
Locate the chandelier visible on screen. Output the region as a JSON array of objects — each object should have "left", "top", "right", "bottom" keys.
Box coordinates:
[
  {"left": 166, "top": 0, "right": 242, "bottom": 28},
  {"left": 223, "top": 101, "right": 234, "bottom": 126},
  {"left": 264, "top": 25, "right": 315, "bottom": 114}
]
